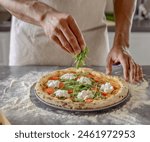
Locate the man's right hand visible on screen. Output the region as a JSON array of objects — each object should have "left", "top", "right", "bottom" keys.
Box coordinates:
[
  {"left": 41, "top": 11, "right": 86, "bottom": 54},
  {"left": 0, "top": 0, "right": 85, "bottom": 54}
]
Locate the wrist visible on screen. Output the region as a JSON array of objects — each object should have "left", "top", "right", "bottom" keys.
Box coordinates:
[
  {"left": 29, "top": 1, "right": 58, "bottom": 26},
  {"left": 113, "top": 32, "right": 129, "bottom": 49},
  {"left": 39, "top": 9, "right": 58, "bottom": 26}
]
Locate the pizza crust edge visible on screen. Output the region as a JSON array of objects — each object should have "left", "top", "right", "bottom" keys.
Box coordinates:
[{"left": 35, "top": 68, "right": 129, "bottom": 110}]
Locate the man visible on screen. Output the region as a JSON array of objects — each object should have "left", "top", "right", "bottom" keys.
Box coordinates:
[{"left": 0, "top": 0, "right": 142, "bottom": 83}]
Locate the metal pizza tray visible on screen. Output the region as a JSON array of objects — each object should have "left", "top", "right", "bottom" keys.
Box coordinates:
[{"left": 30, "top": 83, "right": 130, "bottom": 113}]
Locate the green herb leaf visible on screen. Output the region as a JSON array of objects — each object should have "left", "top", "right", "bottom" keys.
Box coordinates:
[
  {"left": 94, "top": 92, "right": 101, "bottom": 98},
  {"left": 74, "top": 47, "right": 89, "bottom": 69}
]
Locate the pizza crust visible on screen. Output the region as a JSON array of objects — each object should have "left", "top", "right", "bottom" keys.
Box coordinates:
[{"left": 35, "top": 68, "right": 129, "bottom": 110}]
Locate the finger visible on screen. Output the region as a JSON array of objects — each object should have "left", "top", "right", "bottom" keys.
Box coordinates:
[
  {"left": 136, "top": 64, "right": 143, "bottom": 81},
  {"left": 67, "top": 16, "right": 86, "bottom": 50},
  {"left": 133, "top": 63, "right": 139, "bottom": 82},
  {"left": 54, "top": 28, "right": 74, "bottom": 53},
  {"left": 140, "top": 66, "right": 144, "bottom": 80},
  {"left": 59, "top": 19, "right": 81, "bottom": 54},
  {"left": 135, "top": 64, "right": 139, "bottom": 81},
  {"left": 129, "top": 60, "right": 136, "bottom": 83},
  {"left": 106, "top": 57, "right": 113, "bottom": 75},
  {"left": 51, "top": 35, "right": 70, "bottom": 53},
  {"left": 120, "top": 57, "right": 130, "bottom": 81}
]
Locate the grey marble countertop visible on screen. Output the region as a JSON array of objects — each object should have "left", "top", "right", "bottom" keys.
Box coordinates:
[{"left": 0, "top": 66, "right": 150, "bottom": 125}]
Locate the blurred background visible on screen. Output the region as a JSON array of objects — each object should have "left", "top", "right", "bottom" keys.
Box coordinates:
[{"left": 0, "top": 0, "right": 150, "bottom": 65}]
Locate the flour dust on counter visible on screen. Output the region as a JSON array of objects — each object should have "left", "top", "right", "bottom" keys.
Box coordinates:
[{"left": 0, "top": 70, "right": 149, "bottom": 125}]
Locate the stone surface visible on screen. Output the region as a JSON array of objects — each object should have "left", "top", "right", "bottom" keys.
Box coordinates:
[{"left": 0, "top": 66, "right": 150, "bottom": 125}]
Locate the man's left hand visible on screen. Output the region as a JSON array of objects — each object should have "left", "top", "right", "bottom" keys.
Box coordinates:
[{"left": 106, "top": 46, "right": 143, "bottom": 83}]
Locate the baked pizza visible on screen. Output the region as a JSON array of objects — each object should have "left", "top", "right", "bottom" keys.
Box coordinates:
[{"left": 35, "top": 68, "right": 128, "bottom": 110}]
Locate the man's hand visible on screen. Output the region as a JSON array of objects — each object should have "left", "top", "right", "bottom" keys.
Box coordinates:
[
  {"left": 41, "top": 11, "right": 86, "bottom": 54},
  {"left": 106, "top": 46, "right": 143, "bottom": 83},
  {"left": 0, "top": 1, "right": 85, "bottom": 55},
  {"left": 109, "top": 0, "right": 142, "bottom": 83}
]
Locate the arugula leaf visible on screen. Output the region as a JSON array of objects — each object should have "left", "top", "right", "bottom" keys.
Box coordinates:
[
  {"left": 62, "top": 78, "right": 91, "bottom": 91},
  {"left": 94, "top": 92, "right": 102, "bottom": 98},
  {"left": 74, "top": 47, "right": 89, "bottom": 69}
]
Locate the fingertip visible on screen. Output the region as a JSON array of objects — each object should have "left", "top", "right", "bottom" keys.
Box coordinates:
[
  {"left": 75, "top": 49, "right": 81, "bottom": 55},
  {"left": 130, "top": 78, "right": 135, "bottom": 84},
  {"left": 106, "top": 71, "right": 109, "bottom": 75},
  {"left": 125, "top": 76, "right": 129, "bottom": 82},
  {"left": 80, "top": 44, "right": 86, "bottom": 51},
  {"left": 78, "top": 42, "right": 84, "bottom": 50},
  {"left": 106, "top": 68, "right": 111, "bottom": 75}
]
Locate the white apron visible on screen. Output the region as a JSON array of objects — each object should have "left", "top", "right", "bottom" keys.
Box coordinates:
[{"left": 9, "top": 0, "right": 109, "bottom": 66}]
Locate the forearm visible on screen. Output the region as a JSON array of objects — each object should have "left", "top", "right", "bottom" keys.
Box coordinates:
[
  {"left": 0, "top": 0, "right": 57, "bottom": 26},
  {"left": 113, "top": 0, "right": 137, "bottom": 48}
]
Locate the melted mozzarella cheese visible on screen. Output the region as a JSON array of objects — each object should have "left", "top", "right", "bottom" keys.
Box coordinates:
[
  {"left": 47, "top": 80, "right": 60, "bottom": 88},
  {"left": 55, "top": 90, "right": 70, "bottom": 98},
  {"left": 100, "top": 82, "right": 114, "bottom": 93},
  {"left": 77, "top": 77, "right": 92, "bottom": 85},
  {"left": 77, "top": 90, "right": 94, "bottom": 100},
  {"left": 60, "top": 73, "right": 76, "bottom": 80}
]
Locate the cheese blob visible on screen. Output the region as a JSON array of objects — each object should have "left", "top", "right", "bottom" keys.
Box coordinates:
[
  {"left": 77, "top": 77, "right": 92, "bottom": 85},
  {"left": 60, "top": 73, "right": 76, "bottom": 80},
  {"left": 77, "top": 90, "right": 94, "bottom": 100},
  {"left": 55, "top": 90, "right": 70, "bottom": 98},
  {"left": 47, "top": 80, "right": 60, "bottom": 88},
  {"left": 100, "top": 82, "right": 114, "bottom": 93}
]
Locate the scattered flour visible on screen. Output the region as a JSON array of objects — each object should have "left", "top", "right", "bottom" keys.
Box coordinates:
[{"left": 0, "top": 71, "right": 149, "bottom": 124}]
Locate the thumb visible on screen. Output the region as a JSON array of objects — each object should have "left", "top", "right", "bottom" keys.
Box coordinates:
[{"left": 106, "top": 57, "right": 113, "bottom": 75}]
